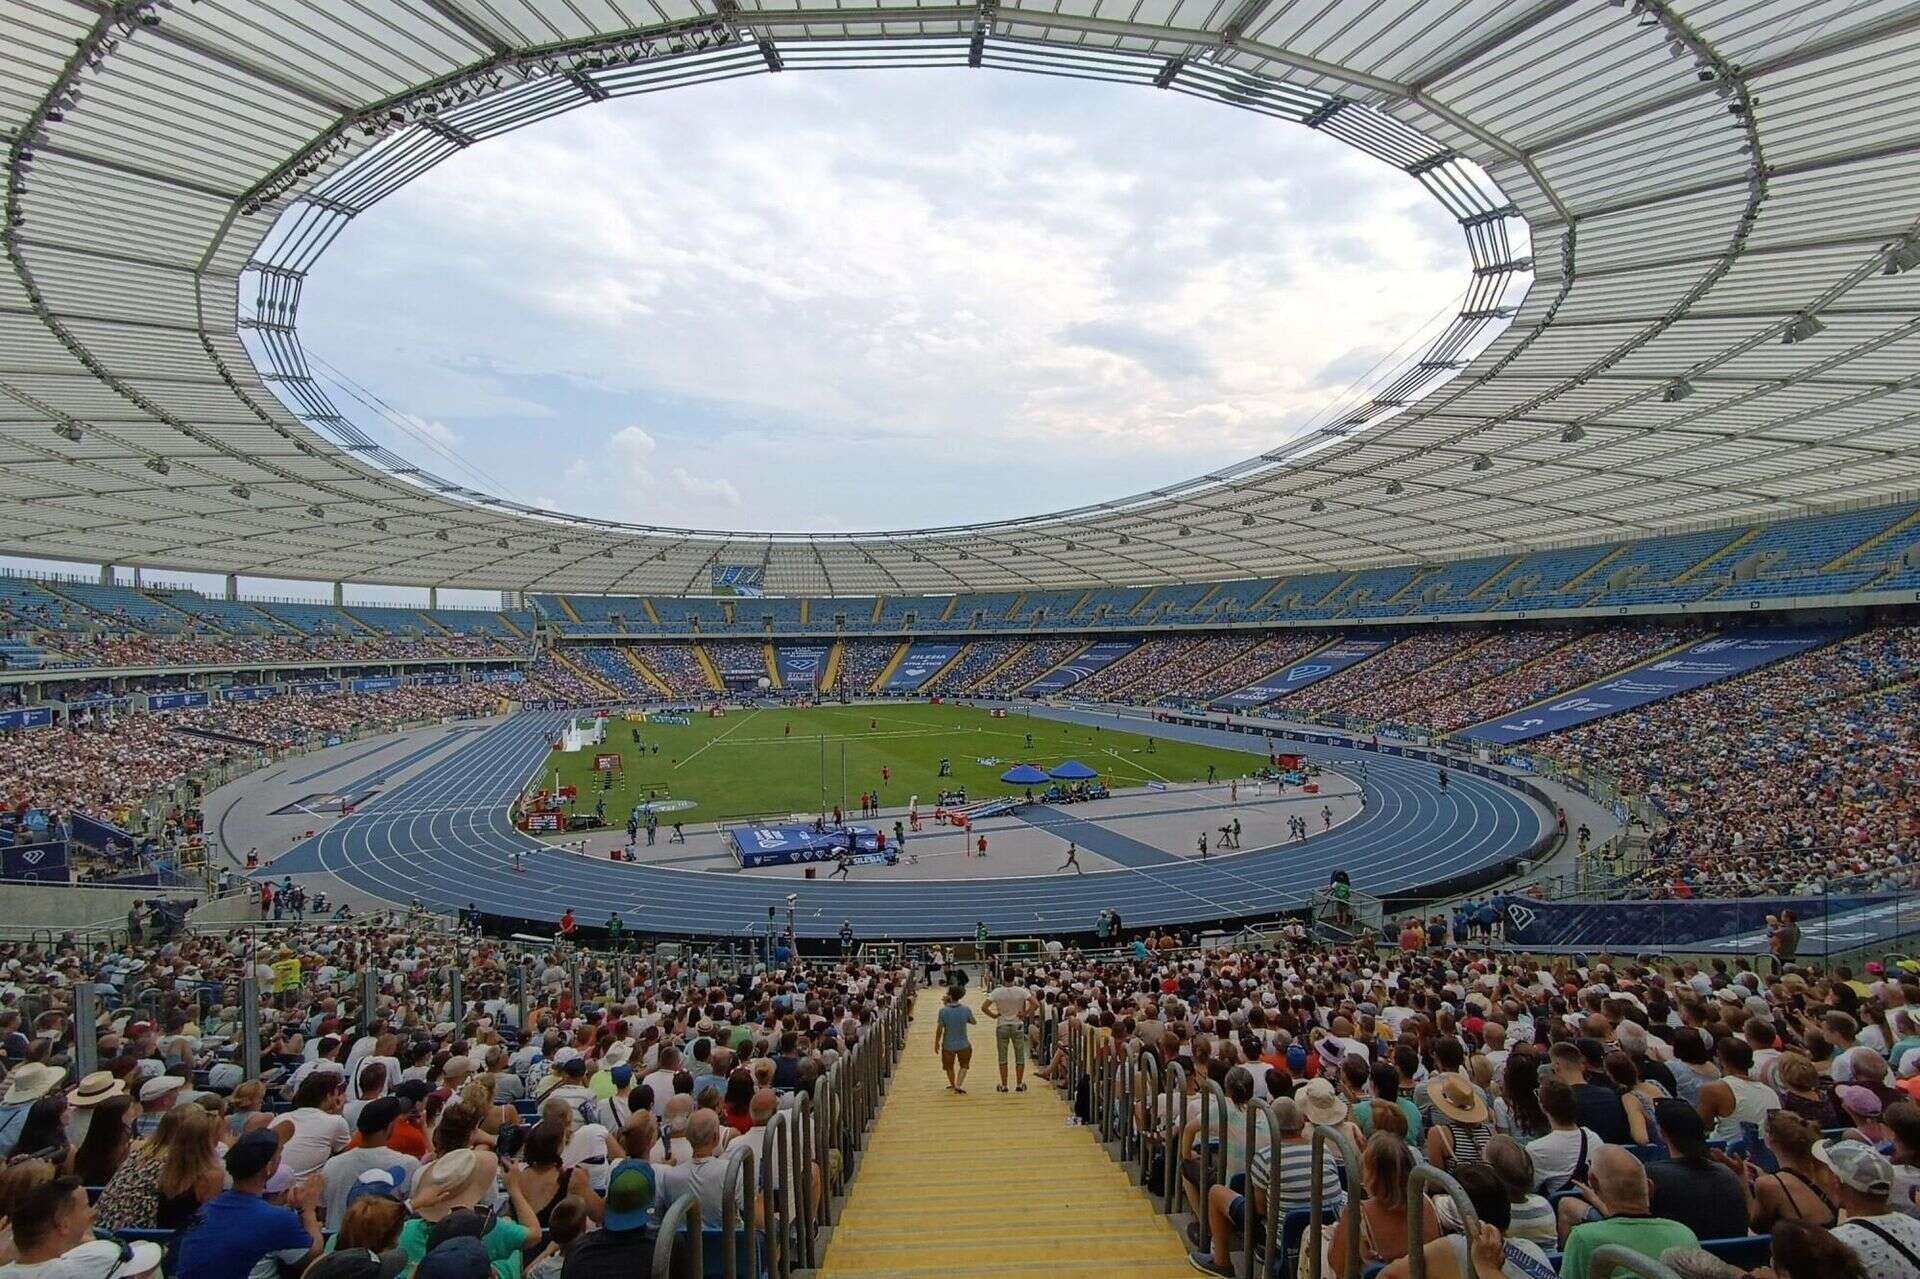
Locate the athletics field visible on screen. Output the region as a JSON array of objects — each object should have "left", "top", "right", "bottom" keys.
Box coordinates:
[{"left": 538, "top": 702, "right": 1270, "bottom": 824}]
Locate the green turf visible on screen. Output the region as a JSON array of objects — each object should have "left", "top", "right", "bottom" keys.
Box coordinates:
[{"left": 536, "top": 703, "right": 1270, "bottom": 824}]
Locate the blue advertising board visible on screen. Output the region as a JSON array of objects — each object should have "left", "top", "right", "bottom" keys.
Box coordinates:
[
  {"left": 69, "top": 811, "right": 133, "bottom": 853},
  {"left": 884, "top": 642, "right": 963, "bottom": 692},
  {"left": 728, "top": 824, "right": 884, "bottom": 869},
  {"left": 774, "top": 646, "right": 829, "bottom": 689},
  {"left": 1464, "top": 627, "right": 1847, "bottom": 744},
  {"left": 478, "top": 670, "right": 524, "bottom": 684},
  {"left": 1, "top": 840, "right": 68, "bottom": 883},
  {"left": 410, "top": 673, "right": 461, "bottom": 687},
  {"left": 290, "top": 680, "right": 342, "bottom": 695},
  {"left": 1210, "top": 638, "right": 1393, "bottom": 709},
  {"left": 1026, "top": 641, "right": 1138, "bottom": 695},
  {"left": 350, "top": 676, "right": 403, "bottom": 693},
  {"left": 0, "top": 707, "right": 54, "bottom": 731},
  {"left": 146, "top": 690, "right": 210, "bottom": 711},
  {"left": 221, "top": 684, "right": 279, "bottom": 702},
  {"left": 1496, "top": 892, "right": 1902, "bottom": 955}
]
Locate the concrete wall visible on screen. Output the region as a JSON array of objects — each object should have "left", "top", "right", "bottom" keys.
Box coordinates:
[{"left": 0, "top": 882, "right": 200, "bottom": 933}]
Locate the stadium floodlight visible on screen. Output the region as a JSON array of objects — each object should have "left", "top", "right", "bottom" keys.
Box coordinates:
[
  {"left": 1885, "top": 240, "right": 1920, "bottom": 276},
  {"left": 1662, "top": 378, "right": 1695, "bottom": 402},
  {"left": 1471, "top": 453, "right": 1493, "bottom": 471},
  {"left": 497, "top": 538, "right": 509, "bottom": 549},
  {"left": 1117, "top": 535, "right": 1130, "bottom": 546},
  {"left": 1781, "top": 314, "right": 1824, "bottom": 344},
  {"left": 1310, "top": 498, "right": 1327, "bottom": 513},
  {"left": 144, "top": 457, "right": 169, "bottom": 476},
  {"left": 1561, "top": 424, "right": 1586, "bottom": 443},
  {"left": 1241, "top": 514, "right": 1255, "bottom": 527},
  {"left": 1385, "top": 480, "right": 1405, "bottom": 495},
  {"left": 1178, "top": 526, "right": 1191, "bottom": 537},
  {"left": 308, "top": 505, "right": 325, "bottom": 520},
  {"left": 229, "top": 484, "right": 250, "bottom": 500},
  {"left": 435, "top": 529, "right": 450, "bottom": 541},
  {"left": 371, "top": 518, "right": 387, "bottom": 531},
  {"left": 53, "top": 423, "right": 81, "bottom": 442}
]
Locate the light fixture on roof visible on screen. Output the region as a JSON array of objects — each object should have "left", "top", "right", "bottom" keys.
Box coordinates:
[
  {"left": 144, "top": 457, "right": 169, "bottom": 476},
  {"left": 1241, "top": 513, "right": 1255, "bottom": 527},
  {"left": 53, "top": 423, "right": 81, "bottom": 443},
  {"left": 1471, "top": 453, "right": 1493, "bottom": 471},
  {"left": 1178, "top": 526, "right": 1191, "bottom": 537},
  {"left": 308, "top": 505, "right": 325, "bottom": 520},
  {"left": 434, "top": 529, "right": 450, "bottom": 541},
  {"left": 1310, "top": 498, "right": 1327, "bottom": 513},
  {"left": 1781, "top": 314, "right": 1824, "bottom": 344},
  {"left": 1561, "top": 424, "right": 1586, "bottom": 443},
  {"left": 229, "top": 484, "right": 250, "bottom": 500},
  {"left": 370, "top": 518, "right": 387, "bottom": 531},
  {"left": 1385, "top": 480, "right": 1405, "bottom": 495},
  {"left": 1885, "top": 239, "right": 1920, "bottom": 276},
  {"left": 1118, "top": 535, "right": 1130, "bottom": 546},
  {"left": 1662, "top": 378, "right": 1696, "bottom": 402},
  {"left": 497, "top": 538, "right": 509, "bottom": 550}
]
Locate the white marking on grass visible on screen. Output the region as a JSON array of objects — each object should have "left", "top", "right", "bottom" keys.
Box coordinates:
[
  {"left": 673, "top": 708, "right": 765, "bottom": 770},
  {"left": 1111, "top": 747, "right": 1171, "bottom": 783}
]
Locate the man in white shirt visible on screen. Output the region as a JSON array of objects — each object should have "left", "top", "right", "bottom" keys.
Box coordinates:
[
  {"left": 983, "top": 974, "right": 1037, "bottom": 1093},
  {"left": 642, "top": 1046, "right": 681, "bottom": 1118},
  {"left": 653, "top": 1110, "right": 744, "bottom": 1228}
]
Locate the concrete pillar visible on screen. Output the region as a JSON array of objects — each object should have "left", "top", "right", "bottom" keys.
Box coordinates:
[
  {"left": 225, "top": 574, "right": 238, "bottom": 601},
  {"left": 332, "top": 582, "right": 344, "bottom": 606},
  {"left": 241, "top": 977, "right": 262, "bottom": 1080},
  {"left": 73, "top": 984, "right": 103, "bottom": 1077},
  {"left": 429, "top": 586, "right": 439, "bottom": 610},
  {"left": 99, "top": 564, "right": 113, "bottom": 585}
]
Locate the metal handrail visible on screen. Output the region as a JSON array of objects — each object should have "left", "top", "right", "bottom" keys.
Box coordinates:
[
  {"left": 720, "top": 1140, "right": 759, "bottom": 1279},
  {"left": 652, "top": 1192, "right": 703, "bottom": 1279},
  {"left": 1308, "top": 1122, "right": 1364, "bottom": 1279},
  {"left": 1159, "top": 1061, "right": 1188, "bottom": 1214},
  {"left": 1193, "top": 1078, "right": 1229, "bottom": 1253},
  {"left": 1406, "top": 1165, "right": 1476, "bottom": 1279}
]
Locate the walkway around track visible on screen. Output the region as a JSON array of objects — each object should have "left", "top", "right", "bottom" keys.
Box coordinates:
[{"left": 818, "top": 986, "right": 1191, "bottom": 1279}]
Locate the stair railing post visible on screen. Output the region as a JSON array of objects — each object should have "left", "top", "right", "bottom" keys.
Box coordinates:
[
  {"left": 651, "top": 1193, "right": 702, "bottom": 1279},
  {"left": 721, "top": 1142, "right": 756, "bottom": 1279},
  {"left": 1309, "top": 1122, "right": 1364, "bottom": 1279},
  {"left": 1161, "top": 1061, "right": 1186, "bottom": 1214}
]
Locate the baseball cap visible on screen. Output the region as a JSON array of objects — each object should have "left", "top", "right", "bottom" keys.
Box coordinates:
[
  {"left": 1817, "top": 1139, "right": 1895, "bottom": 1196},
  {"left": 347, "top": 1166, "right": 412, "bottom": 1207},
  {"left": 414, "top": 1237, "right": 491, "bottom": 1279},
  {"left": 357, "top": 1096, "right": 406, "bottom": 1135},
  {"left": 304, "top": 1249, "right": 410, "bottom": 1279},
  {"left": 603, "top": 1157, "right": 658, "bottom": 1230},
  {"left": 392, "top": 1079, "right": 432, "bottom": 1105},
  {"left": 226, "top": 1127, "right": 281, "bottom": 1181}
]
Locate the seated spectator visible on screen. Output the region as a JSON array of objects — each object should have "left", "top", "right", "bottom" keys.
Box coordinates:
[
  {"left": 1640, "top": 1100, "right": 1746, "bottom": 1241},
  {"left": 1825, "top": 1141, "right": 1920, "bottom": 1278},
  {"left": 175, "top": 1128, "right": 324, "bottom": 1279},
  {"left": 562, "top": 1158, "right": 656, "bottom": 1277},
  {"left": 1550, "top": 1042, "right": 1632, "bottom": 1145},
  {"left": 1190, "top": 1096, "right": 1342, "bottom": 1277},
  {"left": 402, "top": 1149, "right": 540, "bottom": 1278},
  {"left": 1379, "top": 1164, "right": 1554, "bottom": 1279},
  {"left": 1425, "top": 1072, "right": 1495, "bottom": 1172},
  {"left": 1558, "top": 1145, "right": 1699, "bottom": 1279},
  {"left": 1525, "top": 1080, "right": 1602, "bottom": 1194},
  {"left": 527, "top": 1194, "right": 589, "bottom": 1278},
  {"left": 1697, "top": 1037, "right": 1781, "bottom": 1142},
  {"left": 1435, "top": 1136, "right": 1555, "bottom": 1246},
  {"left": 1320, "top": 1133, "right": 1438, "bottom": 1276},
  {"left": 322, "top": 1097, "right": 421, "bottom": 1232},
  {"left": 1735, "top": 1110, "right": 1839, "bottom": 1232},
  {"left": 1756, "top": 1218, "right": 1870, "bottom": 1279}
]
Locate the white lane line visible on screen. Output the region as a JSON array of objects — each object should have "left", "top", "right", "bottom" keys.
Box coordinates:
[{"left": 671, "top": 707, "right": 765, "bottom": 770}]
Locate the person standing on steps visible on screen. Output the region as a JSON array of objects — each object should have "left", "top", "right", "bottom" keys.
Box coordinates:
[
  {"left": 984, "top": 970, "right": 1038, "bottom": 1093},
  {"left": 936, "top": 985, "right": 976, "bottom": 1095}
]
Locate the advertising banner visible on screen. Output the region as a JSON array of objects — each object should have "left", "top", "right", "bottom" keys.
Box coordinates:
[
  {"left": 409, "top": 673, "right": 460, "bottom": 687},
  {"left": 774, "top": 646, "right": 829, "bottom": 688},
  {"left": 0, "top": 707, "right": 54, "bottom": 731},
  {"left": 1024, "top": 641, "right": 1139, "bottom": 696},
  {"left": 1210, "top": 638, "right": 1393, "bottom": 709},
  {"left": 1464, "top": 627, "right": 1847, "bottom": 744},
  {"left": 145, "top": 691, "right": 210, "bottom": 712},
  {"left": 1, "top": 840, "right": 68, "bottom": 883},
  {"left": 350, "top": 676, "right": 403, "bottom": 693},
  {"left": 728, "top": 824, "right": 883, "bottom": 869},
  {"left": 1496, "top": 892, "right": 1897, "bottom": 954},
  {"left": 884, "top": 642, "right": 963, "bottom": 692},
  {"left": 220, "top": 685, "right": 278, "bottom": 702},
  {"left": 290, "top": 681, "right": 342, "bottom": 695}
]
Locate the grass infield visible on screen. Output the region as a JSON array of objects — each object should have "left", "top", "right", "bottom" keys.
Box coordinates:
[{"left": 537, "top": 702, "right": 1269, "bottom": 824}]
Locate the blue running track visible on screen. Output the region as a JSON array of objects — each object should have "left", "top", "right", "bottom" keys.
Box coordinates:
[{"left": 268, "top": 710, "right": 1545, "bottom": 939}]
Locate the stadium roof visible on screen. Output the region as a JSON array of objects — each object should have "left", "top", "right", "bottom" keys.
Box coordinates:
[{"left": 4, "top": 1, "right": 1918, "bottom": 596}]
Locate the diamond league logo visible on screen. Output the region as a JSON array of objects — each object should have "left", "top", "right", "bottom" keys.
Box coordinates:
[
  {"left": 22, "top": 848, "right": 45, "bottom": 866},
  {"left": 1504, "top": 901, "right": 1536, "bottom": 931}
]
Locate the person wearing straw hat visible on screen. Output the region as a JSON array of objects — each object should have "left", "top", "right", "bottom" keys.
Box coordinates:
[
  {"left": 62, "top": 1072, "right": 122, "bottom": 1148},
  {"left": 400, "top": 1148, "right": 541, "bottom": 1278},
  {"left": 0, "top": 1065, "right": 65, "bottom": 1158},
  {"left": 1426, "top": 1072, "right": 1495, "bottom": 1173}
]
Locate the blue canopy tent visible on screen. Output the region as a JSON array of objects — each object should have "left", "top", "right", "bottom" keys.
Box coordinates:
[
  {"left": 1049, "top": 760, "right": 1099, "bottom": 780},
  {"left": 1000, "top": 764, "right": 1050, "bottom": 785}
]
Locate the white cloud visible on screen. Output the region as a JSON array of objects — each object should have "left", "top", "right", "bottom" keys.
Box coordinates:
[{"left": 298, "top": 72, "right": 1484, "bottom": 530}]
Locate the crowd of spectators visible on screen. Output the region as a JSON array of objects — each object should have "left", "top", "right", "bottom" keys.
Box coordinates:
[
  {"left": 521, "top": 655, "right": 613, "bottom": 706},
  {"left": 922, "top": 639, "right": 1020, "bottom": 694},
  {"left": 44, "top": 631, "right": 526, "bottom": 670},
  {"left": 1416, "top": 626, "right": 1691, "bottom": 734},
  {"left": 635, "top": 646, "right": 713, "bottom": 699},
  {"left": 831, "top": 641, "right": 899, "bottom": 697},
  {"left": 1533, "top": 624, "right": 1920, "bottom": 899},
  {"left": 1189, "top": 633, "right": 1333, "bottom": 702},
  {"left": 1070, "top": 635, "right": 1250, "bottom": 703},
  {"left": 0, "top": 919, "right": 907, "bottom": 1278},
  {"left": 1011, "top": 933, "right": 1920, "bottom": 1279},
  {"left": 972, "top": 638, "right": 1082, "bottom": 696},
  {"left": 1284, "top": 629, "right": 1486, "bottom": 715},
  {"left": 1366, "top": 628, "right": 1583, "bottom": 722}
]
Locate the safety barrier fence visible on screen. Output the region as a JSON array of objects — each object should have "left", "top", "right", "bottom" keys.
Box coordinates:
[{"left": 1054, "top": 1019, "right": 1699, "bottom": 1279}]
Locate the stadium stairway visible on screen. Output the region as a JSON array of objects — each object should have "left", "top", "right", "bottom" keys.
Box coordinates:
[
  {"left": 817, "top": 988, "right": 1191, "bottom": 1279},
  {"left": 692, "top": 644, "right": 724, "bottom": 691},
  {"left": 550, "top": 647, "right": 616, "bottom": 695},
  {"left": 762, "top": 642, "right": 782, "bottom": 689},
  {"left": 621, "top": 647, "right": 673, "bottom": 696},
  {"left": 868, "top": 641, "right": 910, "bottom": 692},
  {"left": 967, "top": 640, "right": 1036, "bottom": 693},
  {"left": 820, "top": 640, "right": 843, "bottom": 693}
]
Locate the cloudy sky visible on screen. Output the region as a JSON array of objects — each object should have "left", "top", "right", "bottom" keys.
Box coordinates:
[
  {"left": 298, "top": 68, "right": 1467, "bottom": 536},
  {"left": 3, "top": 68, "right": 1473, "bottom": 602}
]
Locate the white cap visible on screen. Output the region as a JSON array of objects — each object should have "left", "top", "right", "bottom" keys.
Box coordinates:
[{"left": 56, "top": 1238, "right": 164, "bottom": 1279}]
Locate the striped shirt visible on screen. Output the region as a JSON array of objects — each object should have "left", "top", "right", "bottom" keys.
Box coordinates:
[{"left": 1250, "top": 1137, "right": 1344, "bottom": 1214}]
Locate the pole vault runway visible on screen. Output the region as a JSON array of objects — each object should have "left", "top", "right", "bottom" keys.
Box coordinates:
[{"left": 267, "top": 710, "right": 1545, "bottom": 939}]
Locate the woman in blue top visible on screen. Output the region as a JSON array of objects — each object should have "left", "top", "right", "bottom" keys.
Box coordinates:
[{"left": 935, "top": 985, "right": 976, "bottom": 1094}]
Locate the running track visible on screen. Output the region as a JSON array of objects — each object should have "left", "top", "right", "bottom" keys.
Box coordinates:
[{"left": 267, "top": 710, "right": 1545, "bottom": 939}]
